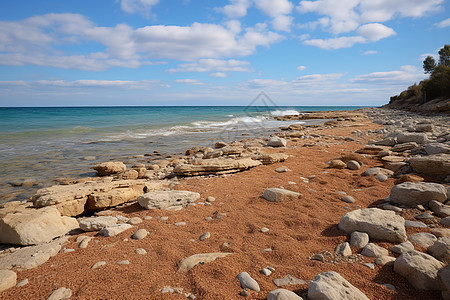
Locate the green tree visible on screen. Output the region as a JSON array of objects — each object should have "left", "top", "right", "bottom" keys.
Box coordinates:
[
  {"left": 423, "top": 56, "right": 436, "bottom": 74},
  {"left": 438, "top": 44, "right": 450, "bottom": 66}
]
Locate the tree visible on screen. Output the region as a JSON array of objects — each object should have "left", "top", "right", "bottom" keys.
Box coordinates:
[
  {"left": 423, "top": 56, "right": 436, "bottom": 74},
  {"left": 438, "top": 44, "right": 450, "bottom": 67}
]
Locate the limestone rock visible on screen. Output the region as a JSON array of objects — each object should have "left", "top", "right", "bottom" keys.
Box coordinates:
[
  {"left": 429, "top": 200, "right": 450, "bottom": 218},
  {"left": 389, "top": 182, "right": 447, "bottom": 207},
  {"left": 93, "top": 161, "right": 126, "bottom": 176},
  {"left": 99, "top": 224, "right": 132, "bottom": 237},
  {"left": 391, "top": 241, "right": 415, "bottom": 254},
  {"left": 338, "top": 208, "right": 407, "bottom": 243},
  {"left": 396, "top": 132, "right": 429, "bottom": 144},
  {"left": 361, "top": 243, "right": 389, "bottom": 258},
  {"left": 47, "top": 287, "right": 72, "bottom": 300},
  {"left": 273, "top": 275, "right": 306, "bottom": 287},
  {"left": 350, "top": 231, "right": 369, "bottom": 248},
  {"left": 0, "top": 270, "right": 16, "bottom": 292},
  {"left": 408, "top": 232, "right": 438, "bottom": 249},
  {"left": 425, "top": 143, "right": 450, "bottom": 155},
  {"left": 308, "top": 271, "right": 369, "bottom": 300},
  {"left": 267, "top": 137, "right": 287, "bottom": 147},
  {"left": 0, "top": 207, "right": 78, "bottom": 246},
  {"left": 173, "top": 158, "right": 261, "bottom": 176},
  {"left": 132, "top": 229, "right": 148, "bottom": 240},
  {"left": 253, "top": 153, "right": 289, "bottom": 165},
  {"left": 391, "top": 142, "right": 418, "bottom": 152},
  {"left": 237, "top": 272, "right": 260, "bottom": 292},
  {"left": 394, "top": 250, "right": 445, "bottom": 290},
  {"left": 409, "top": 154, "right": 450, "bottom": 178},
  {"left": 375, "top": 256, "right": 396, "bottom": 266},
  {"left": 335, "top": 242, "right": 352, "bottom": 256},
  {"left": 362, "top": 167, "right": 394, "bottom": 178},
  {"left": 267, "top": 289, "right": 302, "bottom": 300},
  {"left": 262, "top": 188, "right": 302, "bottom": 202},
  {"left": 79, "top": 216, "right": 118, "bottom": 231},
  {"left": 178, "top": 253, "right": 233, "bottom": 273},
  {"left": 428, "top": 237, "right": 450, "bottom": 264},
  {"left": 137, "top": 190, "right": 200, "bottom": 210}
]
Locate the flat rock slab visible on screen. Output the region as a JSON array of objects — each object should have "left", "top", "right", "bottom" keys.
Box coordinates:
[
  {"left": 178, "top": 253, "right": 233, "bottom": 273},
  {"left": 79, "top": 216, "right": 118, "bottom": 232},
  {"left": 173, "top": 158, "right": 262, "bottom": 176},
  {"left": 0, "top": 237, "right": 67, "bottom": 270},
  {"left": 99, "top": 224, "right": 132, "bottom": 237},
  {"left": 0, "top": 206, "right": 78, "bottom": 246},
  {"left": 409, "top": 154, "right": 450, "bottom": 178},
  {"left": 389, "top": 182, "right": 447, "bottom": 206},
  {"left": 138, "top": 190, "right": 200, "bottom": 210},
  {"left": 308, "top": 271, "right": 369, "bottom": 300},
  {"left": 338, "top": 208, "right": 407, "bottom": 243},
  {"left": 253, "top": 153, "right": 289, "bottom": 165},
  {"left": 262, "top": 188, "right": 302, "bottom": 202}
]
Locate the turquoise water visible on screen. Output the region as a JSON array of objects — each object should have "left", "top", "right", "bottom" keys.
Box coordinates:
[{"left": 0, "top": 106, "right": 366, "bottom": 203}]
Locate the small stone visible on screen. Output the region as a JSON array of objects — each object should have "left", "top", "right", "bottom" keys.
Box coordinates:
[
  {"left": 99, "top": 224, "right": 133, "bottom": 237},
  {"left": 237, "top": 272, "right": 260, "bottom": 292},
  {"left": 206, "top": 196, "right": 215, "bottom": 202},
  {"left": 342, "top": 195, "right": 355, "bottom": 203},
  {"left": 405, "top": 220, "right": 427, "bottom": 228},
  {"left": 381, "top": 283, "right": 396, "bottom": 291},
  {"left": 311, "top": 253, "right": 325, "bottom": 262},
  {"left": 375, "top": 174, "right": 388, "bottom": 182},
  {"left": 273, "top": 274, "right": 306, "bottom": 287},
  {"left": 0, "top": 270, "right": 17, "bottom": 292},
  {"left": 381, "top": 204, "right": 403, "bottom": 212},
  {"left": 335, "top": 242, "right": 352, "bottom": 256},
  {"left": 199, "top": 232, "right": 210, "bottom": 241},
  {"left": 63, "top": 249, "right": 75, "bottom": 253},
  {"left": 350, "top": 231, "right": 369, "bottom": 248},
  {"left": 204, "top": 217, "right": 213, "bottom": 222},
  {"left": 261, "top": 268, "right": 272, "bottom": 276},
  {"left": 47, "top": 287, "right": 72, "bottom": 300},
  {"left": 92, "top": 261, "right": 106, "bottom": 269},
  {"left": 132, "top": 229, "right": 148, "bottom": 240},
  {"left": 414, "top": 213, "right": 434, "bottom": 220},
  {"left": 262, "top": 248, "right": 272, "bottom": 253},
  {"left": 161, "top": 287, "right": 174, "bottom": 293},
  {"left": 267, "top": 289, "right": 302, "bottom": 300},
  {"left": 408, "top": 233, "right": 437, "bottom": 249},
  {"left": 441, "top": 217, "right": 450, "bottom": 226},
  {"left": 261, "top": 227, "right": 270, "bottom": 233},
  {"left": 375, "top": 256, "right": 396, "bottom": 266},
  {"left": 16, "top": 278, "right": 29, "bottom": 287},
  {"left": 144, "top": 216, "right": 153, "bottom": 220},
  {"left": 262, "top": 188, "right": 301, "bottom": 202},
  {"left": 275, "top": 166, "right": 291, "bottom": 173},
  {"left": 78, "top": 237, "right": 93, "bottom": 249},
  {"left": 363, "top": 263, "right": 375, "bottom": 269},
  {"left": 160, "top": 216, "right": 169, "bottom": 221},
  {"left": 135, "top": 248, "right": 147, "bottom": 254},
  {"left": 239, "top": 289, "right": 250, "bottom": 297},
  {"left": 128, "top": 217, "right": 142, "bottom": 225},
  {"left": 174, "top": 222, "right": 186, "bottom": 226},
  {"left": 391, "top": 241, "right": 415, "bottom": 254},
  {"left": 361, "top": 243, "right": 389, "bottom": 258},
  {"left": 118, "top": 260, "right": 130, "bottom": 265},
  {"left": 347, "top": 160, "right": 361, "bottom": 170}
]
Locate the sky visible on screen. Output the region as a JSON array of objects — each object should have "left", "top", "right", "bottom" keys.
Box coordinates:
[{"left": 0, "top": 0, "right": 449, "bottom": 107}]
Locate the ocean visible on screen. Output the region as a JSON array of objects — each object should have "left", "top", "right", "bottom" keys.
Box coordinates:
[{"left": 0, "top": 106, "right": 366, "bottom": 204}]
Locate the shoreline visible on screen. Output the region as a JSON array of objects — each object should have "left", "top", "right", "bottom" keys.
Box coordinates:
[{"left": 0, "top": 107, "right": 449, "bottom": 299}]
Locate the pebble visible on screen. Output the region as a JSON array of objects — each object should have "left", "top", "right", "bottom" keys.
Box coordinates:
[
  {"left": 375, "top": 174, "right": 388, "bottom": 182},
  {"left": 273, "top": 274, "right": 306, "bottom": 287},
  {"left": 132, "top": 229, "right": 148, "bottom": 240},
  {"left": 128, "top": 217, "right": 143, "bottom": 225},
  {"left": 363, "top": 263, "right": 375, "bottom": 269},
  {"left": 288, "top": 181, "right": 297, "bottom": 185},
  {"left": 382, "top": 283, "right": 396, "bottom": 291},
  {"left": 135, "top": 248, "right": 147, "bottom": 255},
  {"left": 347, "top": 160, "right": 361, "bottom": 170},
  {"left": 117, "top": 260, "right": 130, "bottom": 265},
  {"left": 204, "top": 217, "right": 213, "bottom": 222},
  {"left": 342, "top": 195, "right": 355, "bottom": 203},
  {"left": 311, "top": 254, "right": 325, "bottom": 262},
  {"left": 92, "top": 261, "right": 107, "bottom": 269},
  {"left": 206, "top": 196, "right": 215, "bottom": 202},
  {"left": 261, "top": 268, "right": 272, "bottom": 276},
  {"left": 160, "top": 216, "right": 169, "bottom": 221},
  {"left": 144, "top": 216, "right": 153, "bottom": 220},
  {"left": 261, "top": 248, "right": 272, "bottom": 253},
  {"left": 199, "top": 232, "right": 210, "bottom": 241},
  {"left": 237, "top": 272, "right": 260, "bottom": 292},
  {"left": 405, "top": 220, "right": 428, "bottom": 228},
  {"left": 260, "top": 227, "right": 270, "bottom": 233},
  {"left": 381, "top": 204, "right": 402, "bottom": 212},
  {"left": 174, "top": 222, "right": 186, "bottom": 226},
  {"left": 415, "top": 213, "right": 434, "bottom": 220},
  {"left": 63, "top": 249, "right": 75, "bottom": 253},
  {"left": 239, "top": 289, "right": 250, "bottom": 297},
  {"left": 161, "top": 287, "right": 174, "bottom": 293},
  {"left": 275, "top": 166, "right": 290, "bottom": 173},
  {"left": 16, "top": 279, "right": 29, "bottom": 287},
  {"left": 47, "top": 287, "right": 72, "bottom": 300}
]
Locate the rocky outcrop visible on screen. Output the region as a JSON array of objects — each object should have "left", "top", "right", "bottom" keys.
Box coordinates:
[
  {"left": 173, "top": 158, "right": 261, "bottom": 176},
  {"left": 308, "top": 271, "right": 369, "bottom": 300},
  {"left": 389, "top": 182, "right": 447, "bottom": 206},
  {"left": 137, "top": 190, "right": 200, "bottom": 210},
  {"left": 0, "top": 207, "right": 78, "bottom": 246},
  {"left": 338, "top": 208, "right": 406, "bottom": 243}
]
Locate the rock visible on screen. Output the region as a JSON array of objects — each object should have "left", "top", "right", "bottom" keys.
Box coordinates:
[
  {"left": 338, "top": 208, "right": 407, "bottom": 243},
  {"left": 361, "top": 243, "right": 389, "bottom": 258},
  {"left": 429, "top": 200, "right": 450, "bottom": 218},
  {"left": 394, "top": 250, "right": 445, "bottom": 290},
  {"left": 267, "top": 137, "right": 287, "bottom": 147},
  {"left": 135, "top": 248, "right": 147, "bottom": 255},
  {"left": 206, "top": 196, "right": 215, "bottom": 202},
  {"left": 335, "top": 242, "right": 352, "bottom": 256},
  {"left": 0, "top": 237, "right": 67, "bottom": 270},
  {"left": 99, "top": 224, "right": 132, "bottom": 237},
  {"left": 128, "top": 217, "right": 143, "bottom": 225},
  {"left": 262, "top": 188, "right": 302, "bottom": 202},
  {"left": 442, "top": 217, "right": 450, "bottom": 226},
  {"left": 173, "top": 158, "right": 261, "bottom": 176},
  {"left": 389, "top": 182, "right": 447, "bottom": 207},
  {"left": 329, "top": 159, "right": 346, "bottom": 169},
  {"left": 396, "top": 132, "right": 429, "bottom": 144},
  {"left": 132, "top": 229, "right": 148, "bottom": 240},
  {"left": 174, "top": 222, "right": 186, "bottom": 226},
  {"left": 391, "top": 142, "right": 418, "bottom": 152},
  {"left": 346, "top": 160, "right": 361, "bottom": 170},
  {"left": 350, "top": 231, "right": 369, "bottom": 248},
  {"left": 341, "top": 195, "right": 355, "bottom": 203},
  {"left": 199, "top": 232, "right": 210, "bottom": 241},
  {"left": 275, "top": 166, "right": 291, "bottom": 173},
  {"left": 204, "top": 150, "right": 223, "bottom": 159},
  {"left": 375, "top": 174, "right": 388, "bottom": 182},
  {"left": 118, "top": 260, "right": 130, "bottom": 265},
  {"left": 308, "top": 271, "right": 369, "bottom": 300},
  {"left": 78, "top": 236, "right": 93, "bottom": 249},
  {"left": 137, "top": 190, "right": 200, "bottom": 210},
  {"left": 438, "top": 265, "right": 450, "bottom": 300},
  {"left": 405, "top": 220, "right": 427, "bottom": 228},
  {"left": 415, "top": 212, "right": 434, "bottom": 220},
  {"left": 409, "top": 154, "right": 450, "bottom": 178},
  {"left": 391, "top": 241, "right": 415, "bottom": 254},
  {"left": 121, "top": 169, "right": 139, "bottom": 180},
  {"left": 16, "top": 278, "right": 29, "bottom": 287},
  {"left": 267, "top": 289, "right": 302, "bottom": 300},
  {"left": 0, "top": 207, "right": 78, "bottom": 246},
  {"left": 178, "top": 253, "right": 233, "bottom": 272},
  {"left": 380, "top": 204, "right": 402, "bottom": 212},
  {"left": 428, "top": 237, "right": 450, "bottom": 264},
  {"left": 253, "top": 153, "right": 289, "bottom": 165},
  {"left": 47, "top": 287, "right": 72, "bottom": 300},
  {"left": 273, "top": 275, "right": 306, "bottom": 287},
  {"left": 261, "top": 227, "right": 270, "bottom": 233},
  {"left": 0, "top": 270, "right": 16, "bottom": 292},
  {"left": 408, "top": 233, "right": 438, "bottom": 249},
  {"left": 431, "top": 228, "right": 450, "bottom": 238},
  {"left": 310, "top": 254, "right": 325, "bottom": 262},
  {"left": 375, "top": 256, "right": 396, "bottom": 266},
  {"left": 261, "top": 268, "right": 272, "bottom": 276},
  {"left": 79, "top": 216, "right": 118, "bottom": 231},
  {"left": 395, "top": 174, "right": 424, "bottom": 184},
  {"left": 215, "top": 142, "right": 228, "bottom": 149},
  {"left": 92, "top": 261, "right": 107, "bottom": 269},
  {"left": 237, "top": 272, "right": 260, "bottom": 292},
  {"left": 220, "top": 145, "right": 244, "bottom": 155},
  {"left": 93, "top": 161, "right": 126, "bottom": 176},
  {"left": 363, "top": 263, "right": 375, "bottom": 269},
  {"left": 362, "top": 167, "right": 393, "bottom": 178},
  {"left": 374, "top": 137, "right": 397, "bottom": 146},
  {"left": 425, "top": 143, "right": 450, "bottom": 155}
]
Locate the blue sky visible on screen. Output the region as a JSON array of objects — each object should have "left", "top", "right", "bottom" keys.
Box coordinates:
[{"left": 0, "top": 0, "right": 449, "bottom": 106}]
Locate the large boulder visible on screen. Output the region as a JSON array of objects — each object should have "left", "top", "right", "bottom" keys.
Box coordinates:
[
  {"left": 409, "top": 154, "right": 450, "bottom": 178},
  {"left": 394, "top": 250, "right": 445, "bottom": 290},
  {"left": 338, "top": 208, "right": 406, "bottom": 243},
  {"left": 173, "top": 158, "right": 261, "bottom": 176},
  {"left": 389, "top": 182, "right": 447, "bottom": 207},
  {"left": 308, "top": 271, "right": 369, "bottom": 300},
  {"left": 93, "top": 161, "right": 126, "bottom": 176},
  {"left": 428, "top": 237, "right": 450, "bottom": 264},
  {"left": 137, "top": 190, "right": 200, "bottom": 210},
  {"left": 0, "top": 207, "right": 78, "bottom": 246}
]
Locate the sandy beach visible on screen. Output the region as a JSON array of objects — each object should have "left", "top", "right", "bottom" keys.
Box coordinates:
[{"left": 0, "top": 108, "right": 449, "bottom": 299}]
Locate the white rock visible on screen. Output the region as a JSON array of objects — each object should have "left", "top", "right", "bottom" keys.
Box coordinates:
[
  {"left": 0, "top": 269, "right": 16, "bottom": 292},
  {"left": 335, "top": 242, "right": 352, "bottom": 256},
  {"left": 428, "top": 237, "right": 450, "bottom": 264},
  {"left": 361, "top": 243, "right": 389, "bottom": 258},
  {"left": 338, "top": 208, "right": 407, "bottom": 243},
  {"left": 267, "top": 289, "right": 303, "bottom": 300},
  {"left": 308, "top": 271, "right": 369, "bottom": 300},
  {"left": 135, "top": 248, "right": 147, "bottom": 255},
  {"left": 118, "top": 260, "right": 130, "bottom": 265},
  {"left": 375, "top": 256, "right": 396, "bottom": 266},
  {"left": 178, "top": 253, "right": 233, "bottom": 273},
  {"left": 391, "top": 241, "right": 415, "bottom": 254},
  {"left": 16, "top": 278, "right": 29, "bottom": 287},
  {"left": 350, "top": 231, "right": 369, "bottom": 248},
  {"left": 237, "top": 272, "right": 260, "bottom": 292},
  {"left": 394, "top": 250, "right": 444, "bottom": 290},
  {"left": 99, "top": 224, "right": 132, "bottom": 237},
  {"left": 128, "top": 217, "right": 143, "bottom": 225},
  {"left": 79, "top": 216, "right": 118, "bottom": 231},
  {"left": 408, "top": 232, "right": 437, "bottom": 249},
  {"left": 389, "top": 182, "right": 447, "bottom": 206},
  {"left": 47, "top": 287, "right": 72, "bottom": 300},
  {"left": 137, "top": 190, "right": 200, "bottom": 210},
  {"left": 262, "top": 188, "right": 302, "bottom": 202},
  {"left": 92, "top": 261, "right": 107, "bottom": 269},
  {"left": 132, "top": 229, "right": 148, "bottom": 240},
  {"left": 267, "top": 137, "right": 287, "bottom": 147}
]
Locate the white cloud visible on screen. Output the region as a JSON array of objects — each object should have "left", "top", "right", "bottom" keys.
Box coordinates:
[
  {"left": 0, "top": 79, "right": 169, "bottom": 89},
  {"left": 174, "top": 79, "right": 205, "bottom": 85},
  {"left": 217, "top": 0, "right": 252, "bottom": 18},
  {"left": 435, "top": 18, "right": 450, "bottom": 28},
  {"left": 0, "top": 13, "right": 283, "bottom": 70},
  {"left": 120, "top": 0, "right": 159, "bottom": 17},
  {"left": 254, "top": 0, "right": 294, "bottom": 18},
  {"left": 296, "top": 73, "right": 344, "bottom": 82},
  {"left": 297, "top": 65, "right": 306, "bottom": 70},
  {"left": 167, "top": 59, "right": 251, "bottom": 73},
  {"left": 351, "top": 65, "right": 426, "bottom": 85},
  {"left": 356, "top": 23, "right": 396, "bottom": 42},
  {"left": 363, "top": 50, "right": 378, "bottom": 55},
  {"left": 210, "top": 72, "right": 228, "bottom": 78},
  {"left": 304, "top": 36, "right": 366, "bottom": 50},
  {"left": 272, "top": 15, "right": 294, "bottom": 32}
]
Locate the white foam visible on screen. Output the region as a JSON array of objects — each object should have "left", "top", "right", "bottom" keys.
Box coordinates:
[{"left": 270, "top": 110, "right": 300, "bottom": 116}]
